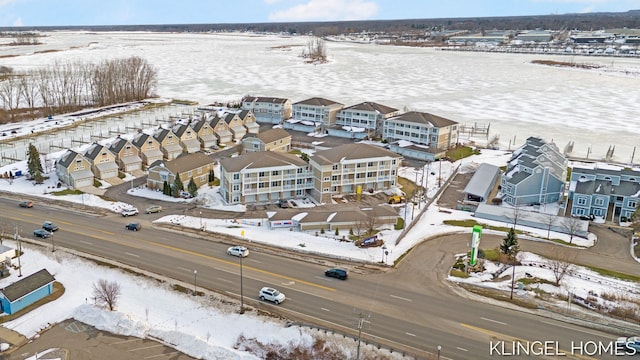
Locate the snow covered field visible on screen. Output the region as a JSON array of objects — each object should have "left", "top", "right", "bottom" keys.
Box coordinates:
[{"left": 0, "top": 31, "right": 639, "bottom": 162}]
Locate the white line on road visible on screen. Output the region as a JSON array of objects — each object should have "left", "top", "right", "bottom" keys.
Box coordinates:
[
  {"left": 79, "top": 240, "right": 92, "bottom": 245},
  {"left": 177, "top": 267, "right": 191, "bottom": 272},
  {"left": 125, "top": 252, "right": 140, "bottom": 258},
  {"left": 405, "top": 332, "right": 416, "bottom": 337},
  {"left": 217, "top": 278, "right": 232, "bottom": 284},
  {"left": 480, "top": 317, "right": 507, "bottom": 325},
  {"left": 321, "top": 308, "right": 331, "bottom": 312},
  {"left": 389, "top": 294, "right": 412, "bottom": 302},
  {"left": 457, "top": 347, "right": 469, "bottom": 352}
]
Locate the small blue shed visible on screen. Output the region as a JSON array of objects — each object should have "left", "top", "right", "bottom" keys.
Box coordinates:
[{"left": 0, "top": 269, "right": 55, "bottom": 315}]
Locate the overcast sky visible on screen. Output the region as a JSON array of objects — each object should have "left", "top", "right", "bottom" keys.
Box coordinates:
[{"left": 1, "top": 0, "right": 639, "bottom": 27}]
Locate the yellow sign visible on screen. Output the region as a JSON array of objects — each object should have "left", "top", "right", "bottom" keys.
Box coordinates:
[{"left": 241, "top": 230, "right": 245, "bottom": 237}]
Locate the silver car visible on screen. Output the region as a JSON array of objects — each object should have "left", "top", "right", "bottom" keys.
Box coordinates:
[
  {"left": 227, "top": 246, "right": 249, "bottom": 258},
  {"left": 259, "top": 287, "right": 286, "bottom": 305}
]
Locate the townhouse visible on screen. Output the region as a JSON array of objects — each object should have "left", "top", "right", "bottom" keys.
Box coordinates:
[
  {"left": 223, "top": 113, "right": 247, "bottom": 142},
  {"left": 132, "top": 132, "right": 164, "bottom": 168},
  {"left": 190, "top": 118, "right": 217, "bottom": 150},
  {"left": 237, "top": 110, "right": 260, "bottom": 134},
  {"left": 308, "top": 144, "right": 403, "bottom": 203},
  {"left": 83, "top": 142, "right": 119, "bottom": 180},
  {"left": 292, "top": 97, "right": 344, "bottom": 128},
  {"left": 241, "top": 96, "right": 292, "bottom": 124},
  {"left": 55, "top": 149, "right": 94, "bottom": 188},
  {"left": 209, "top": 114, "right": 233, "bottom": 144},
  {"left": 154, "top": 128, "right": 183, "bottom": 160},
  {"left": 108, "top": 136, "right": 142, "bottom": 173},
  {"left": 147, "top": 152, "right": 214, "bottom": 191},
  {"left": 568, "top": 166, "right": 640, "bottom": 222},
  {"left": 335, "top": 101, "right": 399, "bottom": 138},
  {"left": 242, "top": 128, "right": 292, "bottom": 153},
  {"left": 172, "top": 123, "right": 200, "bottom": 154},
  {"left": 500, "top": 137, "right": 567, "bottom": 206},
  {"left": 219, "top": 151, "right": 314, "bottom": 205}
]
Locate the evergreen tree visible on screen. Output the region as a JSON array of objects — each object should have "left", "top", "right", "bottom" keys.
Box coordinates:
[
  {"left": 500, "top": 228, "right": 519, "bottom": 257},
  {"left": 187, "top": 177, "right": 198, "bottom": 197},
  {"left": 27, "top": 143, "right": 44, "bottom": 183},
  {"left": 162, "top": 180, "right": 170, "bottom": 196},
  {"left": 300, "top": 153, "right": 309, "bottom": 162},
  {"left": 208, "top": 169, "right": 215, "bottom": 183},
  {"left": 172, "top": 175, "right": 184, "bottom": 197}
]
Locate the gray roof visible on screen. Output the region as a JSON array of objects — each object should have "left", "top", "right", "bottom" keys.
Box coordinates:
[
  {"left": 342, "top": 102, "right": 398, "bottom": 115},
  {"left": 190, "top": 119, "right": 207, "bottom": 132},
  {"left": 56, "top": 149, "right": 82, "bottom": 168},
  {"left": 1, "top": 269, "right": 55, "bottom": 302},
  {"left": 108, "top": 136, "right": 130, "bottom": 153},
  {"left": 387, "top": 111, "right": 458, "bottom": 128},
  {"left": 257, "top": 128, "right": 291, "bottom": 144},
  {"left": 132, "top": 133, "right": 157, "bottom": 148},
  {"left": 572, "top": 166, "right": 640, "bottom": 178},
  {"left": 463, "top": 163, "right": 500, "bottom": 197},
  {"left": 84, "top": 143, "right": 113, "bottom": 161},
  {"left": 310, "top": 144, "right": 401, "bottom": 166},
  {"left": 151, "top": 152, "right": 213, "bottom": 176},
  {"left": 293, "top": 97, "right": 343, "bottom": 107},
  {"left": 172, "top": 123, "right": 194, "bottom": 137},
  {"left": 237, "top": 110, "right": 251, "bottom": 120},
  {"left": 220, "top": 151, "right": 307, "bottom": 173},
  {"left": 506, "top": 171, "right": 531, "bottom": 185},
  {"left": 153, "top": 128, "right": 176, "bottom": 142},
  {"left": 209, "top": 114, "right": 225, "bottom": 127},
  {"left": 243, "top": 96, "right": 289, "bottom": 104}
]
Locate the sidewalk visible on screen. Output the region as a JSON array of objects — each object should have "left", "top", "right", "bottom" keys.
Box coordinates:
[{"left": 0, "top": 325, "right": 28, "bottom": 355}]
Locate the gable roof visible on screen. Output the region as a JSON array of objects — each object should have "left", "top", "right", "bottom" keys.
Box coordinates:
[
  {"left": 84, "top": 143, "right": 112, "bottom": 161},
  {"left": 310, "top": 144, "right": 401, "bottom": 166},
  {"left": 388, "top": 111, "right": 458, "bottom": 128},
  {"left": 172, "top": 123, "right": 194, "bottom": 137},
  {"left": 1, "top": 269, "right": 55, "bottom": 302},
  {"left": 257, "top": 128, "right": 291, "bottom": 144},
  {"left": 343, "top": 102, "right": 398, "bottom": 115},
  {"left": 108, "top": 136, "right": 131, "bottom": 153},
  {"left": 153, "top": 128, "right": 176, "bottom": 142},
  {"left": 161, "top": 153, "right": 213, "bottom": 175},
  {"left": 237, "top": 110, "right": 252, "bottom": 120},
  {"left": 293, "top": 97, "right": 343, "bottom": 107},
  {"left": 191, "top": 119, "right": 208, "bottom": 132},
  {"left": 220, "top": 151, "right": 306, "bottom": 173},
  {"left": 57, "top": 149, "right": 83, "bottom": 167},
  {"left": 132, "top": 132, "right": 157, "bottom": 148}
]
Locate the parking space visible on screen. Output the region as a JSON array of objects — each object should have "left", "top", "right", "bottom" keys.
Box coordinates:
[{"left": 11, "top": 319, "right": 196, "bottom": 360}]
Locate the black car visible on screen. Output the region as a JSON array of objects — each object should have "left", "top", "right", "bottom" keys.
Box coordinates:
[
  {"left": 325, "top": 268, "right": 348, "bottom": 280},
  {"left": 125, "top": 223, "right": 141, "bottom": 231},
  {"left": 42, "top": 221, "right": 59, "bottom": 232},
  {"left": 34, "top": 229, "right": 51, "bottom": 238}
]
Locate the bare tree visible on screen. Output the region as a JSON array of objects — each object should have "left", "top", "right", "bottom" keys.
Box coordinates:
[
  {"left": 542, "top": 213, "right": 557, "bottom": 239},
  {"left": 547, "top": 249, "right": 576, "bottom": 286},
  {"left": 19, "top": 71, "right": 41, "bottom": 120},
  {"left": 0, "top": 75, "right": 22, "bottom": 121},
  {"left": 508, "top": 205, "right": 523, "bottom": 229},
  {"left": 562, "top": 216, "right": 582, "bottom": 244},
  {"left": 301, "top": 36, "right": 327, "bottom": 63},
  {"left": 92, "top": 279, "right": 122, "bottom": 311}
]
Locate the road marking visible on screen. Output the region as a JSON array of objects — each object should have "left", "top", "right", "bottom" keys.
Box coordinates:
[
  {"left": 79, "top": 240, "right": 92, "bottom": 245},
  {"left": 282, "top": 281, "right": 295, "bottom": 286},
  {"left": 460, "top": 323, "right": 598, "bottom": 360},
  {"left": 456, "top": 347, "right": 468, "bottom": 352},
  {"left": 217, "top": 278, "right": 232, "bottom": 284},
  {"left": 145, "top": 352, "right": 179, "bottom": 359},
  {"left": 480, "top": 317, "right": 507, "bottom": 325},
  {"left": 405, "top": 332, "right": 417, "bottom": 337},
  {"left": 125, "top": 252, "right": 140, "bottom": 258},
  {"left": 177, "top": 267, "right": 191, "bottom": 272},
  {"left": 149, "top": 241, "right": 335, "bottom": 292},
  {"left": 389, "top": 294, "right": 412, "bottom": 302},
  {"left": 129, "top": 344, "right": 163, "bottom": 351},
  {"left": 321, "top": 307, "right": 331, "bottom": 312}
]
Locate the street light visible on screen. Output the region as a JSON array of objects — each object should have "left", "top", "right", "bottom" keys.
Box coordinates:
[
  {"left": 509, "top": 245, "right": 517, "bottom": 300},
  {"left": 199, "top": 211, "right": 203, "bottom": 231},
  {"left": 239, "top": 255, "right": 245, "bottom": 314},
  {"left": 193, "top": 269, "right": 197, "bottom": 296},
  {"left": 437, "top": 345, "right": 441, "bottom": 360},
  {"left": 51, "top": 232, "right": 55, "bottom": 253},
  {"left": 381, "top": 244, "right": 387, "bottom": 264}
]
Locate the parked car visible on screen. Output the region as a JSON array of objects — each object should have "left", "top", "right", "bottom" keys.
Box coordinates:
[
  {"left": 34, "top": 229, "right": 51, "bottom": 238},
  {"left": 227, "top": 246, "right": 249, "bottom": 258},
  {"left": 179, "top": 191, "right": 192, "bottom": 199},
  {"left": 121, "top": 208, "right": 139, "bottom": 217},
  {"left": 42, "top": 221, "right": 59, "bottom": 232},
  {"left": 259, "top": 287, "right": 286, "bottom": 304},
  {"left": 144, "top": 205, "right": 162, "bottom": 214},
  {"left": 616, "top": 336, "right": 640, "bottom": 354},
  {"left": 19, "top": 201, "right": 33, "bottom": 208},
  {"left": 324, "top": 268, "right": 348, "bottom": 280},
  {"left": 125, "top": 223, "right": 141, "bottom": 231}
]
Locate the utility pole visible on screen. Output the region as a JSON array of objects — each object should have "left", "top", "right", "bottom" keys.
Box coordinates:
[
  {"left": 14, "top": 225, "right": 22, "bottom": 277},
  {"left": 354, "top": 312, "right": 369, "bottom": 360}
]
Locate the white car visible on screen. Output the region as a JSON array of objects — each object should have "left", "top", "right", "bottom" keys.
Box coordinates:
[
  {"left": 227, "top": 246, "right": 249, "bottom": 258},
  {"left": 121, "top": 208, "right": 139, "bottom": 217},
  {"left": 259, "top": 287, "right": 286, "bottom": 305}
]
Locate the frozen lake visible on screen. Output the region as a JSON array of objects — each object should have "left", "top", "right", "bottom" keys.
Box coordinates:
[{"left": 1, "top": 31, "right": 639, "bottom": 163}]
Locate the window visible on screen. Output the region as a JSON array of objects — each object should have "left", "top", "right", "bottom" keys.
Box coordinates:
[
  {"left": 324, "top": 177, "right": 330, "bottom": 181},
  {"left": 188, "top": 171, "right": 193, "bottom": 178},
  {"left": 331, "top": 175, "right": 338, "bottom": 181},
  {"left": 576, "top": 197, "right": 587, "bottom": 206},
  {"left": 272, "top": 170, "right": 279, "bottom": 176},
  {"left": 332, "top": 165, "right": 338, "bottom": 170},
  {"left": 629, "top": 200, "right": 637, "bottom": 208},
  {"left": 297, "top": 168, "right": 303, "bottom": 174},
  {"left": 367, "top": 162, "right": 374, "bottom": 167},
  {"left": 594, "top": 198, "right": 604, "bottom": 206},
  {"left": 233, "top": 173, "right": 240, "bottom": 180},
  {"left": 367, "top": 172, "right": 374, "bottom": 178},
  {"left": 259, "top": 182, "right": 267, "bottom": 188},
  {"left": 323, "top": 188, "right": 329, "bottom": 192},
  {"left": 233, "top": 184, "right": 240, "bottom": 191},
  {"left": 259, "top": 171, "right": 265, "bottom": 177},
  {"left": 271, "top": 181, "right": 281, "bottom": 187}
]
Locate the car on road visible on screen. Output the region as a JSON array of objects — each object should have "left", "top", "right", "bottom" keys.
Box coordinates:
[
  {"left": 324, "top": 268, "right": 348, "bottom": 280},
  {"left": 617, "top": 336, "right": 640, "bottom": 355},
  {"left": 259, "top": 287, "right": 285, "bottom": 304},
  {"left": 227, "top": 246, "right": 249, "bottom": 257},
  {"left": 144, "top": 205, "right": 162, "bottom": 214},
  {"left": 125, "top": 223, "right": 141, "bottom": 231},
  {"left": 42, "top": 221, "right": 59, "bottom": 232},
  {"left": 121, "top": 208, "right": 139, "bottom": 217},
  {"left": 34, "top": 229, "right": 51, "bottom": 238},
  {"left": 19, "top": 201, "right": 33, "bottom": 208}
]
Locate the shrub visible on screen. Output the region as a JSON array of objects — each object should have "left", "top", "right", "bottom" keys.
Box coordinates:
[
  {"left": 394, "top": 217, "right": 404, "bottom": 230},
  {"left": 492, "top": 197, "right": 503, "bottom": 205}
]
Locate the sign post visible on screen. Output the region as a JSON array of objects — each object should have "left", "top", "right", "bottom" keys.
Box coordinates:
[{"left": 469, "top": 225, "right": 482, "bottom": 267}]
